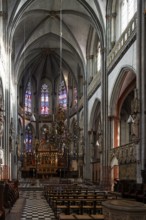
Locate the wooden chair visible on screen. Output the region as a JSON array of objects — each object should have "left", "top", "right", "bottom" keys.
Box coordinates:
[
  {"left": 0, "top": 183, "right": 5, "bottom": 220},
  {"left": 90, "top": 214, "right": 104, "bottom": 219},
  {"left": 73, "top": 214, "right": 92, "bottom": 219},
  {"left": 59, "top": 213, "right": 76, "bottom": 220}
]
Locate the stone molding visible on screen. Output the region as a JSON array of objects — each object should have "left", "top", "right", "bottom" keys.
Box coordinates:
[
  {"left": 110, "top": 142, "right": 138, "bottom": 164},
  {"left": 0, "top": 11, "right": 7, "bottom": 17},
  {"left": 87, "top": 73, "right": 101, "bottom": 99}
]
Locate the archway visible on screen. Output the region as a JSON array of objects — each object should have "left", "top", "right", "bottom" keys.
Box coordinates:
[
  {"left": 89, "top": 99, "right": 101, "bottom": 184},
  {"left": 109, "top": 67, "right": 137, "bottom": 187}
]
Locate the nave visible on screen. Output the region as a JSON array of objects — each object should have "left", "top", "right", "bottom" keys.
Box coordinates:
[
  {"left": 3, "top": 177, "right": 146, "bottom": 220},
  {"left": 20, "top": 191, "right": 56, "bottom": 220},
  {"left": 5, "top": 179, "right": 57, "bottom": 220}
]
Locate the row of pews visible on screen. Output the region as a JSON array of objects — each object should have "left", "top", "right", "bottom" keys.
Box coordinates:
[
  {"left": 0, "top": 180, "right": 19, "bottom": 220},
  {"left": 44, "top": 183, "right": 118, "bottom": 220}
]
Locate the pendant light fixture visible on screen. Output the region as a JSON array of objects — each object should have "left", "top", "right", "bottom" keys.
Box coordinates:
[
  {"left": 58, "top": 0, "right": 63, "bottom": 97},
  {"left": 59, "top": 0, "right": 63, "bottom": 77}
]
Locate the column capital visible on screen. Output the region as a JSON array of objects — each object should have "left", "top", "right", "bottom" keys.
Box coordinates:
[
  {"left": 105, "top": 14, "right": 111, "bottom": 20},
  {"left": 111, "top": 12, "right": 117, "bottom": 18},
  {"left": 108, "top": 115, "right": 120, "bottom": 120},
  {"left": 88, "top": 129, "right": 96, "bottom": 135},
  {"left": 100, "top": 47, "right": 106, "bottom": 54},
  {"left": 106, "top": 13, "right": 116, "bottom": 19},
  {"left": 0, "top": 11, "right": 7, "bottom": 18},
  {"left": 86, "top": 55, "right": 94, "bottom": 60}
]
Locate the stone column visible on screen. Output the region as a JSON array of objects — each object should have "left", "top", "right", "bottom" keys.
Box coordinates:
[
  {"left": 101, "top": 46, "right": 110, "bottom": 189},
  {"left": 83, "top": 75, "right": 90, "bottom": 179},
  {"left": 137, "top": 0, "right": 146, "bottom": 182}
]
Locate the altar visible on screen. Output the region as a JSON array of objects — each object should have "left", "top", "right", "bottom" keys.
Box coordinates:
[
  {"left": 21, "top": 108, "right": 71, "bottom": 178},
  {"left": 21, "top": 145, "right": 67, "bottom": 178}
]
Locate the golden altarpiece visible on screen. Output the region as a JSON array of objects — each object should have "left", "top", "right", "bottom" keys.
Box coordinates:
[{"left": 21, "top": 108, "right": 71, "bottom": 178}]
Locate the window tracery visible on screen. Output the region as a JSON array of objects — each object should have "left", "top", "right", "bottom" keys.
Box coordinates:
[
  {"left": 25, "top": 81, "right": 32, "bottom": 114},
  {"left": 58, "top": 80, "right": 67, "bottom": 110},
  {"left": 41, "top": 83, "right": 49, "bottom": 115},
  {"left": 73, "top": 87, "right": 77, "bottom": 108}
]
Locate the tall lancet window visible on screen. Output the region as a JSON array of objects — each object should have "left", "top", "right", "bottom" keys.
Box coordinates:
[
  {"left": 41, "top": 83, "right": 49, "bottom": 115},
  {"left": 97, "top": 43, "right": 101, "bottom": 72},
  {"left": 58, "top": 80, "right": 67, "bottom": 110},
  {"left": 73, "top": 87, "right": 77, "bottom": 108},
  {"left": 25, "top": 124, "right": 33, "bottom": 152},
  {"left": 120, "top": 0, "right": 128, "bottom": 33},
  {"left": 120, "top": 0, "right": 136, "bottom": 34},
  {"left": 25, "top": 81, "right": 32, "bottom": 114}
]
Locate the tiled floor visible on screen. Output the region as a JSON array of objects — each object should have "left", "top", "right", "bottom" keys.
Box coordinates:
[{"left": 20, "top": 191, "right": 57, "bottom": 220}]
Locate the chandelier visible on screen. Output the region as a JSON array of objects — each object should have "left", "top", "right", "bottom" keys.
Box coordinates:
[{"left": 36, "top": 106, "right": 71, "bottom": 156}]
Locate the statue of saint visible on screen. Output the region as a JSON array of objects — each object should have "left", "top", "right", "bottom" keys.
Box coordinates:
[
  {"left": 130, "top": 93, "right": 139, "bottom": 139},
  {"left": 131, "top": 114, "right": 139, "bottom": 138}
]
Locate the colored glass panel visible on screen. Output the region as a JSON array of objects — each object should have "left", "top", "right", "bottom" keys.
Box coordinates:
[
  {"left": 25, "top": 81, "right": 32, "bottom": 113},
  {"left": 41, "top": 84, "right": 49, "bottom": 115},
  {"left": 59, "top": 80, "right": 67, "bottom": 109},
  {"left": 73, "top": 87, "right": 77, "bottom": 107}
]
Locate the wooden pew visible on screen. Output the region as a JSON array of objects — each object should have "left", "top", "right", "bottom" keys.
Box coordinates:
[
  {"left": 53, "top": 198, "right": 104, "bottom": 217},
  {"left": 59, "top": 213, "right": 76, "bottom": 219},
  {"left": 44, "top": 184, "right": 106, "bottom": 219},
  {"left": 59, "top": 214, "right": 105, "bottom": 220},
  {"left": 0, "top": 183, "right": 5, "bottom": 220}
]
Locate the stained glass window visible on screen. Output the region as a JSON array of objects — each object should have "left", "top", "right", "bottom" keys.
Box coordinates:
[
  {"left": 25, "top": 125, "right": 33, "bottom": 152},
  {"left": 120, "top": 0, "right": 136, "bottom": 34},
  {"left": 128, "top": 0, "right": 135, "bottom": 21},
  {"left": 41, "top": 84, "right": 49, "bottom": 115},
  {"left": 58, "top": 80, "right": 67, "bottom": 110},
  {"left": 25, "top": 81, "right": 32, "bottom": 113},
  {"left": 97, "top": 43, "right": 101, "bottom": 72},
  {"left": 73, "top": 87, "right": 77, "bottom": 107},
  {"left": 120, "top": 0, "right": 127, "bottom": 33}
]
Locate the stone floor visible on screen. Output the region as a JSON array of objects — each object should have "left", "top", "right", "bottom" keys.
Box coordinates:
[
  {"left": 6, "top": 179, "right": 57, "bottom": 220},
  {"left": 20, "top": 191, "right": 56, "bottom": 220}
]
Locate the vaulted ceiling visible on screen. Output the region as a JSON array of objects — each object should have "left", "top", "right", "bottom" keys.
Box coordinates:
[{"left": 7, "top": 0, "right": 106, "bottom": 86}]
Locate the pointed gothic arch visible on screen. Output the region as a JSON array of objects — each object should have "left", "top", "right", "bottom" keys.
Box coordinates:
[
  {"left": 109, "top": 67, "right": 136, "bottom": 146},
  {"left": 89, "top": 98, "right": 101, "bottom": 131},
  {"left": 89, "top": 99, "right": 101, "bottom": 184},
  {"left": 109, "top": 66, "right": 136, "bottom": 117}
]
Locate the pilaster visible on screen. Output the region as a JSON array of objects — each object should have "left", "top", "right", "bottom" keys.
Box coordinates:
[
  {"left": 138, "top": 1, "right": 146, "bottom": 172},
  {"left": 101, "top": 46, "right": 110, "bottom": 189}
]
